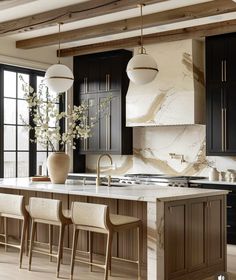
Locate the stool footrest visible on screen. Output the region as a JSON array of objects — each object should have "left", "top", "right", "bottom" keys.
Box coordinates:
[
  {"left": 74, "top": 257, "right": 105, "bottom": 269},
  {"left": 32, "top": 249, "right": 58, "bottom": 258},
  {"left": 0, "top": 241, "right": 21, "bottom": 249}
]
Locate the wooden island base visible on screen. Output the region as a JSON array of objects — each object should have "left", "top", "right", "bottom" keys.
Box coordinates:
[{"left": 0, "top": 179, "right": 227, "bottom": 280}]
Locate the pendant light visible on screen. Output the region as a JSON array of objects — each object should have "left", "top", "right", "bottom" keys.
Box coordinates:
[
  {"left": 126, "top": 4, "right": 158, "bottom": 85},
  {"left": 45, "top": 23, "right": 74, "bottom": 93}
]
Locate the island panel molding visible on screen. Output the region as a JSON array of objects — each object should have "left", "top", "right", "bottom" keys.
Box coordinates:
[{"left": 126, "top": 39, "right": 205, "bottom": 126}]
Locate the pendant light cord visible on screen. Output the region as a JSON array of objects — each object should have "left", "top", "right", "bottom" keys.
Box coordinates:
[
  {"left": 140, "top": 4, "right": 144, "bottom": 54},
  {"left": 58, "top": 23, "right": 62, "bottom": 64},
  {"left": 138, "top": 4, "right": 145, "bottom": 55}
]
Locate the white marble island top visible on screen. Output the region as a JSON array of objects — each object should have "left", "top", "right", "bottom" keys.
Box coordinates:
[{"left": 0, "top": 178, "right": 228, "bottom": 202}]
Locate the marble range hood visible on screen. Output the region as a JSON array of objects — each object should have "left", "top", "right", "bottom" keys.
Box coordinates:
[{"left": 126, "top": 39, "right": 205, "bottom": 127}]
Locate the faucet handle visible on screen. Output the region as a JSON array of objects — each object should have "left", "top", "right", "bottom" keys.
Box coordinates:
[
  {"left": 107, "top": 175, "right": 111, "bottom": 187},
  {"left": 103, "top": 175, "right": 111, "bottom": 187}
]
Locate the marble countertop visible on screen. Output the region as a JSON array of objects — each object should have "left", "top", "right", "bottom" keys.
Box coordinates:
[
  {"left": 0, "top": 178, "right": 228, "bottom": 202},
  {"left": 189, "top": 179, "right": 236, "bottom": 186}
]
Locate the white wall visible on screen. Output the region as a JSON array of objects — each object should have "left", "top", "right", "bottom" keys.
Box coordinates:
[{"left": 0, "top": 37, "right": 72, "bottom": 70}]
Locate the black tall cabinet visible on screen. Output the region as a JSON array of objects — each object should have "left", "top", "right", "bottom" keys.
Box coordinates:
[
  {"left": 73, "top": 50, "right": 133, "bottom": 160},
  {"left": 206, "top": 34, "right": 236, "bottom": 155}
]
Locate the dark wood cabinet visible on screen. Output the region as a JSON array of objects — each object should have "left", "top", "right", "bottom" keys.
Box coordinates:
[
  {"left": 73, "top": 50, "right": 133, "bottom": 156},
  {"left": 206, "top": 34, "right": 236, "bottom": 155},
  {"left": 165, "top": 196, "right": 226, "bottom": 280}
]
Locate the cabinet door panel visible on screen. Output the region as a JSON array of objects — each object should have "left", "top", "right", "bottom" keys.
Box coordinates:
[
  {"left": 188, "top": 198, "right": 207, "bottom": 271},
  {"left": 87, "top": 58, "right": 99, "bottom": 93},
  {"left": 98, "top": 94, "right": 109, "bottom": 151},
  {"left": 79, "top": 94, "right": 98, "bottom": 153},
  {"left": 165, "top": 201, "right": 188, "bottom": 279},
  {"left": 75, "top": 58, "right": 89, "bottom": 94},
  {"left": 207, "top": 196, "right": 225, "bottom": 266},
  {"left": 224, "top": 82, "right": 236, "bottom": 153},
  {"left": 225, "top": 35, "right": 236, "bottom": 83},
  {"left": 206, "top": 36, "right": 225, "bottom": 83},
  {"left": 110, "top": 92, "right": 121, "bottom": 152},
  {"left": 206, "top": 83, "right": 224, "bottom": 154}
]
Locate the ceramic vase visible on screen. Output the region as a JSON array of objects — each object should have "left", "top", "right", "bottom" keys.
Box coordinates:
[{"left": 47, "top": 152, "right": 70, "bottom": 184}]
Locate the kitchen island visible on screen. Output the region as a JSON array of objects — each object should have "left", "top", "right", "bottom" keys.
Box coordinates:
[{"left": 0, "top": 178, "right": 228, "bottom": 280}]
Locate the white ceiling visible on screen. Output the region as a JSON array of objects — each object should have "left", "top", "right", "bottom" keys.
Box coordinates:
[{"left": 1, "top": 0, "right": 236, "bottom": 50}]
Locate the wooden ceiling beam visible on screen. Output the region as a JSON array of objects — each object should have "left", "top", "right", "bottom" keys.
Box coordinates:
[
  {"left": 59, "top": 18, "right": 236, "bottom": 57},
  {"left": 0, "top": 0, "right": 167, "bottom": 36},
  {"left": 16, "top": 0, "right": 236, "bottom": 49}
]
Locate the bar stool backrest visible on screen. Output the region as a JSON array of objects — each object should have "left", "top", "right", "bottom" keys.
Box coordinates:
[
  {"left": 29, "top": 197, "right": 61, "bottom": 222},
  {"left": 0, "top": 193, "right": 25, "bottom": 217},
  {"left": 71, "top": 202, "right": 110, "bottom": 231}
]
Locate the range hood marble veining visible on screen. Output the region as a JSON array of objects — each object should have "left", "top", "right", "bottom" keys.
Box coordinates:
[{"left": 126, "top": 39, "right": 205, "bottom": 126}]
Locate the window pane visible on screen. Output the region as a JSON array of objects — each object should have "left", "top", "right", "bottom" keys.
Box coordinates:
[
  {"left": 37, "top": 152, "right": 47, "bottom": 175},
  {"left": 4, "top": 125, "right": 16, "bottom": 150},
  {"left": 18, "top": 73, "right": 29, "bottom": 99},
  {"left": 18, "top": 126, "right": 29, "bottom": 150},
  {"left": 4, "top": 152, "right": 16, "bottom": 177},
  {"left": 37, "top": 141, "right": 47, "bottom": 151},
  {"left": 4, "top": 71, "right": 16, "bottom": 98},
  {"left": 4, "top": 98, "right": 16, "bottom": 124},
  {"left": 18, "top": 99, "right": 29, "bottom": 125},
  {"left": 17, "top": 152, "right": 29, "bottom": 177}
]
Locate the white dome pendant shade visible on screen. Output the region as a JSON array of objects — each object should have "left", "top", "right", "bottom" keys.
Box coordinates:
[
  {"left": 127, "top": 51, "right": 158, "bottom": 85},
  {"left": 45, "top": 63, "right": 74, "bottom": 93},
  {"left": 126, "top": 4, "right": 158, "bottom": 85},
  {"left": 44, "top": 23, "right": 74, "bottom": 93}
]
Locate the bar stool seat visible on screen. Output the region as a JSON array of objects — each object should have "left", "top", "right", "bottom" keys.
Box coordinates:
[
  {"left": 0, "top": 193, "right": 28, "bottom": 268},
  {"left": 70, "top": 202, "right": 142, "bottom": 280},
  {"left": 27, "top": 197, "right": 72, "bottom": 278},
  {"left": 110, "top": 214, "right": 140, "bottom": 227}
]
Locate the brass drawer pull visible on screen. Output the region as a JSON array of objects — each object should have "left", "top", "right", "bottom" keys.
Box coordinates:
[{"left": 227, "top": 206, "right": 232, "bottom": 209}]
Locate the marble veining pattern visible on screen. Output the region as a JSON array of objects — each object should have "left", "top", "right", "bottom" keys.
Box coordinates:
[{"left": 86, "top": 125, "right": 236, "bottom": 177}]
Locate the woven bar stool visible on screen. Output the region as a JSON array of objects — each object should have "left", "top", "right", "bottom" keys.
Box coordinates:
[
  {"left": 70, "top": 202, "right": 143, "bottom": 280},
  {"left": 0, "top": 193, "right": 28, "bottom": 268},
  {"left": 27, "top": 197, "right": 72, "bottom": 278}
]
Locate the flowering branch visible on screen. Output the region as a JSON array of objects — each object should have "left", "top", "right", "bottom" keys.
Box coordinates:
[{"left": 20, "top": 76, "right": 111, "bottom": 152}]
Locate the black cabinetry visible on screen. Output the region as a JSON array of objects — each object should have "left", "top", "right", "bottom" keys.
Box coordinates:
[
  {"left": 206, "top": 34, "right": 236, "bottom": 155},
  {"left": 190, "top": 182, "right": 236, "bottom": 244},
  {"left": 73, "top": 50, "right": 133, "bottom": 156}
]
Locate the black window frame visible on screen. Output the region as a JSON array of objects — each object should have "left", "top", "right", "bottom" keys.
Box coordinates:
[{"left": 0, "top": 64, "right": 65, "bottom": 178}]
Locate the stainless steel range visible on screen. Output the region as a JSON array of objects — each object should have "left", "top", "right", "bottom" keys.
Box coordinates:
[{"left": 119, "top": 174, "right": 206, "bottom": 188}]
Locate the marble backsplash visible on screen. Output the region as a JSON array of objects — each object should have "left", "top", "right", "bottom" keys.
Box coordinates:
[
  {"left": 85, "top": 39, "right": 236, "bottom": 177},
  {"left": 86, "top": 125, "right": 236, "bottom": 176}
]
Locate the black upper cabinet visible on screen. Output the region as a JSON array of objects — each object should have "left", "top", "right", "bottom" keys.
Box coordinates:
[
  {"left": 206, "top": 34, "right": 236, "bottom": 155},
  {"left": 73, "top": 50, "right": 133, "bottom": 155}
]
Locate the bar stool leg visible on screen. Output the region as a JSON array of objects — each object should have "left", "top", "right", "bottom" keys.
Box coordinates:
[
  {"left": 28, "top": 221, "right": 36, "bottom": 271},
  {"left": 25, "top": 220, "right": 29, "bottom": 257},
  {"left": 56, "top": 224, "right": 65, "bottom": 278},
  {"left": 19, "top": 217, "right": 28, "bottom": 269},
  {"left": 89, "top": 231, "right": 93, "bottom": 272},
  {"left": 104, "top": 232, "right": 113, "bottom": 280},
  {"left": 70, "top": 226, "right": 79, "bottom": 280},
  {"left": 49, "top": 224, "right": 53, "bottom": 262},
  {"left": 4, "top": 217, "right": 8, "bottom": 252},
  {"left": 137, "top": 226, "right": 142, "bottom": 280}
]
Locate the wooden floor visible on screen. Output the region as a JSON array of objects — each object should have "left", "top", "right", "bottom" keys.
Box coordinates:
[
  {"left": 0, "top": 246, "right": 236, "bottom": 280},
  {"left": 0, "top": 247, "right": 141, "bottom": 280}
]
